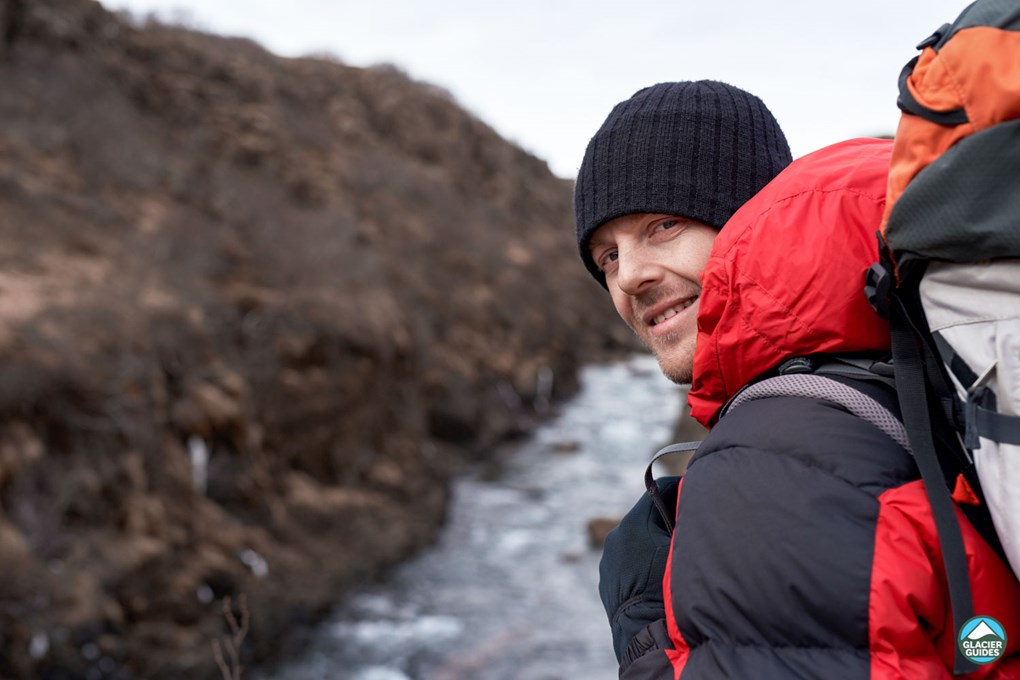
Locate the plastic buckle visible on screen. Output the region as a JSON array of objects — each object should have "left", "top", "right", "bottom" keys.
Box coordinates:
[
  {"left": 865, "top": 262, "right": 892, "bottom": 319},
  {"left": 778, "top": 357, "right": 814, "bottom": 375},
  {"left": 916, "top": 23, "right": 951, "bottom": 50}
]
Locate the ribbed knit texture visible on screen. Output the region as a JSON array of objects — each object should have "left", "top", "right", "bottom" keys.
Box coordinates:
[{"left": 574, "top": 81, "right": 792, "bottom": 287}]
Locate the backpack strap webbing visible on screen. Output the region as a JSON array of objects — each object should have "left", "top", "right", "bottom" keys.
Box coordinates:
[
  {"left": 932, "top": 332, "right": 1020, "bottom": 447},
  {"left": 888, "top": 290, "right": 980, "bottom": 675},
  {"left": 967, "top": 401, "right": 1020, "bottom": 446}
]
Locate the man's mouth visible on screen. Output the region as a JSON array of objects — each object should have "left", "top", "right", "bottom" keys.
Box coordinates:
[{"left": 651, "top": 297, "right": 697, "bottom": 326}]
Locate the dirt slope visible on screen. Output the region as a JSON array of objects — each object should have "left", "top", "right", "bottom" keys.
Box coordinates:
[{"left": 0, "top": 1, "right": 634, "bottom": 677}]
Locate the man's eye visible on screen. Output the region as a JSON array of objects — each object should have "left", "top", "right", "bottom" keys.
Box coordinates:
[
  {"left": 597, "top": 250, "right": 619, "bottom": 271},
  {"left": 656, "top": 219, "right": 679, "bottom": 231}
]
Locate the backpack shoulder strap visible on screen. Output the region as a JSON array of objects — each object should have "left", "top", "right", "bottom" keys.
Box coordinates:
[
  {"left": 645, "top": 367, "right": 905, "bottom": 536},
  {"left": 724, "top": 373, "right": 911, "bottom": 452},
  {"left": 727, "top": 354, "right": 980, "bottom": 674}
]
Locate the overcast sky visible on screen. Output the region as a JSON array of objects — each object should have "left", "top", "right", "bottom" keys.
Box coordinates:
[{"left": 103, "top": 0, "right": 971, "bottom": 179}]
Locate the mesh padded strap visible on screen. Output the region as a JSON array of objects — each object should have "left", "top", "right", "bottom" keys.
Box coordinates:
[{"left": 727, "top": 374, "right": 911, "bottom": 451}]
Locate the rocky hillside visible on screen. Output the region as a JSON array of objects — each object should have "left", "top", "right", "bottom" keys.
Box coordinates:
[{"left": 0, "top": 1, "right": 634, "bottom": 677}]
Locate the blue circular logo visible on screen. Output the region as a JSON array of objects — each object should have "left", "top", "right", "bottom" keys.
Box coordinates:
[{"left": 958, "top": 616, "right": 1007, "bottom": 665}]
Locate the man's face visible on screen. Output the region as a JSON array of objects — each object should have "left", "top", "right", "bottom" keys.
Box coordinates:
[{"left": 589, "top": 214, "right": 717, "bottom": 384}]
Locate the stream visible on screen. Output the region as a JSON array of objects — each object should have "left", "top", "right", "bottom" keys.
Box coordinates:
[{"left": 255, "top": 354, "right": 685, "bottom": 680}]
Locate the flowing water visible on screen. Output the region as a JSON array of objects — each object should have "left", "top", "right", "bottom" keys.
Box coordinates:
[{"left": 256, "top": 354, "right": 685, "bottom": 680}]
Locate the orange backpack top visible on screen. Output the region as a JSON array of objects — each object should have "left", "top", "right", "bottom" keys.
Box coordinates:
[{"left": 880, "top": 0, "right": 1020, "bottom": 274}]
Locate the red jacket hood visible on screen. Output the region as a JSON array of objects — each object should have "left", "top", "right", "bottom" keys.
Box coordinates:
[{"left": 688, "top": 138, "right": 893, "bottom": 427}]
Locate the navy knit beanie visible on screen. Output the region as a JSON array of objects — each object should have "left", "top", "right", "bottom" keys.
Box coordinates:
[{"left": 574, "top": 80, "right": 792, "bottom": 287}]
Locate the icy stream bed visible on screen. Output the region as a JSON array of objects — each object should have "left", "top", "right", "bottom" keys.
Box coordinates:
[{"left": 256, "top": 354, "right": 684, "bottom": 680}]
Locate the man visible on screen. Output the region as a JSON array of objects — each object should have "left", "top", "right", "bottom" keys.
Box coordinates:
[
  {"left": 575, "top": 81, "right": 791, "bottom": 384},
  {"left": 575, "top": 82, "right": 1020, "bottom": 678}
]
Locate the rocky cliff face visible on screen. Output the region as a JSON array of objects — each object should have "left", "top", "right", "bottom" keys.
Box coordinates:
[{"left": 0, "top": 1, "right": 634, "bottom": 677}]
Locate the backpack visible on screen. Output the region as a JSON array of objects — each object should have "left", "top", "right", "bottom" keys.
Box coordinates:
[
  {"left": 860, "top": 0, "right": 1020, "bottom": 668},
  {"left": 863, "top": 0, "right": 1020, "bottom": 672}
]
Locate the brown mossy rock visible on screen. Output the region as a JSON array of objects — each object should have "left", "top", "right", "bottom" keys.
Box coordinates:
[{"left": 0, "top": 0, "right": 636, "bottom": 678}]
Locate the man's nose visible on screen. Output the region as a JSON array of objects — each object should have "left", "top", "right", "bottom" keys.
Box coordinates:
[{"left": 615, "top": 246, "right": 663, "bottom": 296}]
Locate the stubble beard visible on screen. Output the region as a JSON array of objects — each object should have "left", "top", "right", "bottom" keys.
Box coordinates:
[{"left": 640, "top": 328, "right": 695, "bottom": 385}]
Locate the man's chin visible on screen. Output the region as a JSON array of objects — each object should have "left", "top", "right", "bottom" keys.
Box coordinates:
[
  {"left": 634, "top": 328, "right": 695, "bottom": 384},
  {"left": 649, "top": 344, "right": 694, "bottom": 385},
  {"left": 657, "top": 356, "right": 693, "bottom": 385}
]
